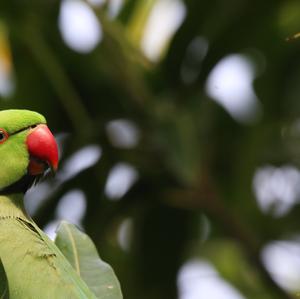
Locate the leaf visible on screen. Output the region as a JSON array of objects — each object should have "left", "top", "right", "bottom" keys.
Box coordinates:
[
  {"left": 0, "top": 259, "right": 9, "bottom": 299},
  {"left": 55, "top": 221, "right": 123, "bottom": 299}
]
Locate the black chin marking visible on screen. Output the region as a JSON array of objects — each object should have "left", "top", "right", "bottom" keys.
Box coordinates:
[{"left": 0, "top": 174, "right": 43, "bottom": 195}]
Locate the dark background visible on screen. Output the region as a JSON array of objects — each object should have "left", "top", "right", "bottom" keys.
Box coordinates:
[{"left": 1, "top": 1, "right": 300, "bottom": 298}]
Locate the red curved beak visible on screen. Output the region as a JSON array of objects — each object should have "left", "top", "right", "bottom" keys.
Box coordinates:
[{"left": 26, "top": 124, "right": 59, "bottom": 175}]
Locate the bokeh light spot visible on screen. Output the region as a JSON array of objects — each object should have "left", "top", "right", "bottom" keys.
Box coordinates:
[
  {"left": 58, "top": 145, "right": 102, "bottom": 182},
  {"left": 141, "top": 0, "right": 186, "bottom": 62},
  {"left": 106, "top": 119, "right": 140, "bottom": 148},
  {"left": 59, "top": 0, "right": 102, "bottom": 53},
  {"left": 55, "top": 189, "right": 87, "bottom": 225},
  {"left": 262, "top": 239, "right": 300, "bottom": 291},
  {"left": 253, "top": 165, "right": 300, "bottom": 217},
  {"left": 206, "top": 54, "right": 262, "bottom": 124},
  {"left": 105, "top": 163, "right": 138, "bottom": 200},
  {"left": 177, "top": 259, "right": 246, "bottom": 299},
  {"left": 117, "top": 218, "right": 133, "bottom": 252}
]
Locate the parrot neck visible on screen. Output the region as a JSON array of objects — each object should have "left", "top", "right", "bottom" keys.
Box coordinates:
[{"left": 0, "top": 193, "right": 29, "bottom": 219}]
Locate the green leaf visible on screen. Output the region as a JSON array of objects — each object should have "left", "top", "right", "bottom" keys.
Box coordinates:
[
  {"left": 0, "top": 259, "right": 9, "bottom": 299},
  {"left": 55, "top": 221, "right": 123, "bottom": 299}
]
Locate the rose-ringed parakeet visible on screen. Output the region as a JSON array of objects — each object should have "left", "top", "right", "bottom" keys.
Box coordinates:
[{"left": 0, "top": 109, "right": 97, "bottom": 299}]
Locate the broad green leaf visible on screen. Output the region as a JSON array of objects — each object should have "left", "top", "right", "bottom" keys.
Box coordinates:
[
  {"left": 55, "top": 221, "right": 123, "bottom": 299},
  {"left": 0, "top": 259, "right": 9, "bottom": 299}
]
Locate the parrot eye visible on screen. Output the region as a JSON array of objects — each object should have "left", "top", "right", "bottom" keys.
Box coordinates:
[{"left": 0, "top": 129, "right": 8, "bottom": 144}]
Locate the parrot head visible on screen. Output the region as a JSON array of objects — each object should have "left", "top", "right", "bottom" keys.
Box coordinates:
[{"left": 0, "top": 109, "right": 59, "bottom": 194}]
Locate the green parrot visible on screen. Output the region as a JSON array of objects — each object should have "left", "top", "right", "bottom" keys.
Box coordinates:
[{"left": 0, "top": 109, "right": 97, "bottom": 299}]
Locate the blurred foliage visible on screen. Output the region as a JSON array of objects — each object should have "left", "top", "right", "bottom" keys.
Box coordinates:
[{"left": 0, "top": 0, "right": 300, "bottom": 298}]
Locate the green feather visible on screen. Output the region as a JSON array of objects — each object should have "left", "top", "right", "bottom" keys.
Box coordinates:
[
  {"left": 0, "top": 109, "right": 46, "bottom": 134},
  {"left": 0, "top": 130, "right": 29, "bottom": 189}
]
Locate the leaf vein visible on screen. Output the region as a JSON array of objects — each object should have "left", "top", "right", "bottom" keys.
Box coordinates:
[{"left": 65, "top": 223, "right": 80, "bottom": 276}]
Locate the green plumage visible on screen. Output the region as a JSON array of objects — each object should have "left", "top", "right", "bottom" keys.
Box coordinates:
[
  {"left": 0, "top": 195, "right": 96, "bottom": 298},
  {"left": 0, "top": 110, "right": 46, "bottom": 134},
  {"left": 0, "top": 110, "right": 45, "bottom": 190},
  {"left": 0, "top": 110, "right": 97, "bottom": 298}
]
